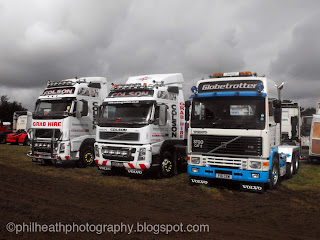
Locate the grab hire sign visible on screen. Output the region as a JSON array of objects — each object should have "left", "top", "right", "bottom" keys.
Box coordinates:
[{"left": 198, "top": 80, "right": 263, "bottom": 93}]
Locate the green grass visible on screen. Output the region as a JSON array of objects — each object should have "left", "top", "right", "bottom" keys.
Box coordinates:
[
  {"left": 1, "top": 144, "right": 320, "bottom": 202},
  {"left": 283, "top": 164, "right": 320, "bottom": 192},
  {"left": 0, "top": 144, "right": 191, "bottom": 195}
]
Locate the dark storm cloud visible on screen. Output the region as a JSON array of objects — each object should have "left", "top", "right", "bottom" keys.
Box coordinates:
[
  {"left": 0, "top": 0, "right": 129, "bottom": 88},
  {"left": 0, "top": 0, "right": 319, "bottom": 109},
  {"left": 271, "top": 12, "right": 320, "bottom": 81},
  {"left": 270, "top": 11, "right": 320, "bottom": 102}
]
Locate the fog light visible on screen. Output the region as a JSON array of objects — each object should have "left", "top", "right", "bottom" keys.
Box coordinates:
[
  {"left": 191, "top": 167, "right": 199, "bottom": 173},
  {"left": 121, "top": 150, "right": 128, "bottom": 156},
  {"left": 251, "top": 173, "right": 260, "bottom": 179}
]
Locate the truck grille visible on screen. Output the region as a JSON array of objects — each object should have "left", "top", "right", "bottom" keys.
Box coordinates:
[
  {"left": 191, "top": 135, "right": 262, "bottom": 156},
  {"left": 101, "top": 146, "right": 134, "bottom": 161},
  {"left": 35, "top": 129, "right": 61, "bottom": 139},
  {"left": 99, "top": 132, "right": 139, "bottom": 141}
]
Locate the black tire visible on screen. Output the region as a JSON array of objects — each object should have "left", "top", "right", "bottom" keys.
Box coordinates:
[
  {"left": 0, "top": 135, "right": 6, "bottom": 144},
  {"left": 43, "top": 159, "right": 52, "bottom": 165},
  {"left": 269, "top": 156, "right": 280, "bottom": 190},
  {"left": 24, "top": 137, "right": 30, "bottom": 146},
  {"left": 158, "top": 151, "right": 175, "bottom": 178},
  {"left": 286, "top": 162, "right": 293, "bottom": 179},
  {"left": 293, "top": 153, "right": 299, "bottom": 174},
  {"left": 78, "top": 146, "right": 94, "bottom": 168}
]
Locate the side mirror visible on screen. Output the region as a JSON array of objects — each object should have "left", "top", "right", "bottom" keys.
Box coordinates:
[
  {"left": 159, "top": 105, "right": 167, "bottom": 126},
  {"left": 273, "top": 99, "right": 282, "bottom": 109},
  {"left": 76, "top": 100, "right": 88, "bottom": 118},
  {"left": 185, "top": 101, "right": 191, "bottom": 121},
  {"left": 274, "top": 108, "right": 281, "bottom": 123}
]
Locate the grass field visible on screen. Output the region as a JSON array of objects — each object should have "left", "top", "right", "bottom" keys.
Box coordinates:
[
  {"left": 1, "top": 144, "right": 320, "bottom": 239},
  {"left": 1, "top": 144, "right": 320, "bottom": 196}
]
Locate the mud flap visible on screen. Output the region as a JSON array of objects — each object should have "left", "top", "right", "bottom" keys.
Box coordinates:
[
  {"left": 189, "top": 176, "right": 211, "bottom": 186},
  {"left": 240, "top": 182, "right": 264, "bottom": 193}
]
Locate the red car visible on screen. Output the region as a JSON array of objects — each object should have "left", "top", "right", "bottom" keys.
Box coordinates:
[{"left": 6, "top": 130, "right": 30, "bottom": 145}]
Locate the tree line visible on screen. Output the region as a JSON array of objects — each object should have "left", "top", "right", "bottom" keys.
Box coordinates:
[{"left": 0, "top": 95, "right": 27, "bottom": 122}]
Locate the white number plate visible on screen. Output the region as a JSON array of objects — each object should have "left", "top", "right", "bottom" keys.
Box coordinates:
[
  {"left": 111, "top": 162, "right": 123, "bottom": 167},
  {"left": 216, "top": 173, "right": 232, "bottom": 179}
]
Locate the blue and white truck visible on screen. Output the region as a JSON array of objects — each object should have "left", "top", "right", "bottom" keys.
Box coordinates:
[{"left": 187, "top": 71, "right": 300, "bottom": 192}]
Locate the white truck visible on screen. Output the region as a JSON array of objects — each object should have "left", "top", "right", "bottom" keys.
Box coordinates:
[
  {"left": 28, "top": 77, "right": 108, "bottom": 167},
  {"left": 94, "top": 73, "right": 187, "bottom": 177},
  {"left": 6, "top": 111, "right": 32, "bottom": 145},
  {"left": 281, "top": 101, "right": 300, "bottom": 145},
  {"left": 316, "top": 102, "right": 320, "bottom": 114},
  {"left": 187, "top": 71, "right": 300, "bottom": 192},
  {"left": 301, "top": 116, "right": 312, "bottom": 150}
]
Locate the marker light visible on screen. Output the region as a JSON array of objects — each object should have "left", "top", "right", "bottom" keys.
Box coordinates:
[
  {"left": 191, "top": 86, "right": 198, "bottom": 94},
  {"left": 212, "top": 73, "right": 223, "bottom": 78},
  {"left": 256, "top": 83, "right": 264, "bottom": 92},
  {"left": 239, "top": 71, "right": 252, "bottom": 76}
]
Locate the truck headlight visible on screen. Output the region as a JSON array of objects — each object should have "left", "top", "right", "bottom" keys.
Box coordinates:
[
  {"left": 138, "top": 148, "right": 146, "bottom": 161},
  {"left": 59, "top": 143, "right": 65, "bottom": 153},
  {"left": 191, "top": 157, "right": 200, "bottom": 164},
  {"left": 95, "top": 145, "right": 100, "bottom": 157},
  {"left": 250, "top": 161, "right": 261, "bottom": 169}
]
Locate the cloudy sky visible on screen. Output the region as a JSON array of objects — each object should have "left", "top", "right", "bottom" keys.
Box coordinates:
[{"left": 0, "top": 0, "right": 319, "bottom": 110}]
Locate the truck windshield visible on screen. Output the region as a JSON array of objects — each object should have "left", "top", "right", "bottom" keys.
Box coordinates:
[
  {"left": 191, "top": 96, "right": 266, "bottom": 129},
  {"left": 33, "top": 99, "right": 73, "bottom": 119},
  {"left": 98, "top": 102, "right": 153, "bottom": 127}
]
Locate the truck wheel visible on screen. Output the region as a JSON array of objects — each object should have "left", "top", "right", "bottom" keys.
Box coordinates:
[
  {"left": 286, "top": 162, "right": 293, "bottom": 179},
  {"left": 43, "top": 159, "right": 52, "bottom": 165},
  {"left": 269, "top": 157, "right": 279, "bottom": 190},
  {"left": 24, "top": 137, "right": 30, "bottom": 146},
  {"left": 307, "top": 156, "right": 312, "bottom": 163},
  {"left": 293, "top": 153, "right": 299, "bottom": 174},
  {"left": 78, "top": 146, "right": 94, "bottom": 168},
  {"left": 158, "top": 151, "right": 174, "bottom": 178}
]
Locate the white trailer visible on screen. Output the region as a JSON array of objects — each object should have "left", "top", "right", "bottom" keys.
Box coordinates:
[
  {"left": 309, "top": 114, "right": 320, "bottom": 162},
  {"left": 281, "top": 101, "right": 300, "bottom": 145},
  {"left": 13, "top": 111, "right": 32, "bottom": 132},
  {"left": 301, "top": 116, "right": 312, "bottom": 149}
]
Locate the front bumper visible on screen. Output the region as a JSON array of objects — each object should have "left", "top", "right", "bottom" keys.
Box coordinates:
[
  {"left": 188, "top": 165, "right": 269, "bottom": 183},
  {"left": 28, "top": 140, "right": 76, "bottom": 163},
  {"left": 94, "top": 142, "right": 153, "bottom": 172},
  {"left": 6, "top": 137, "right": 18, "bottom": 143}
]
